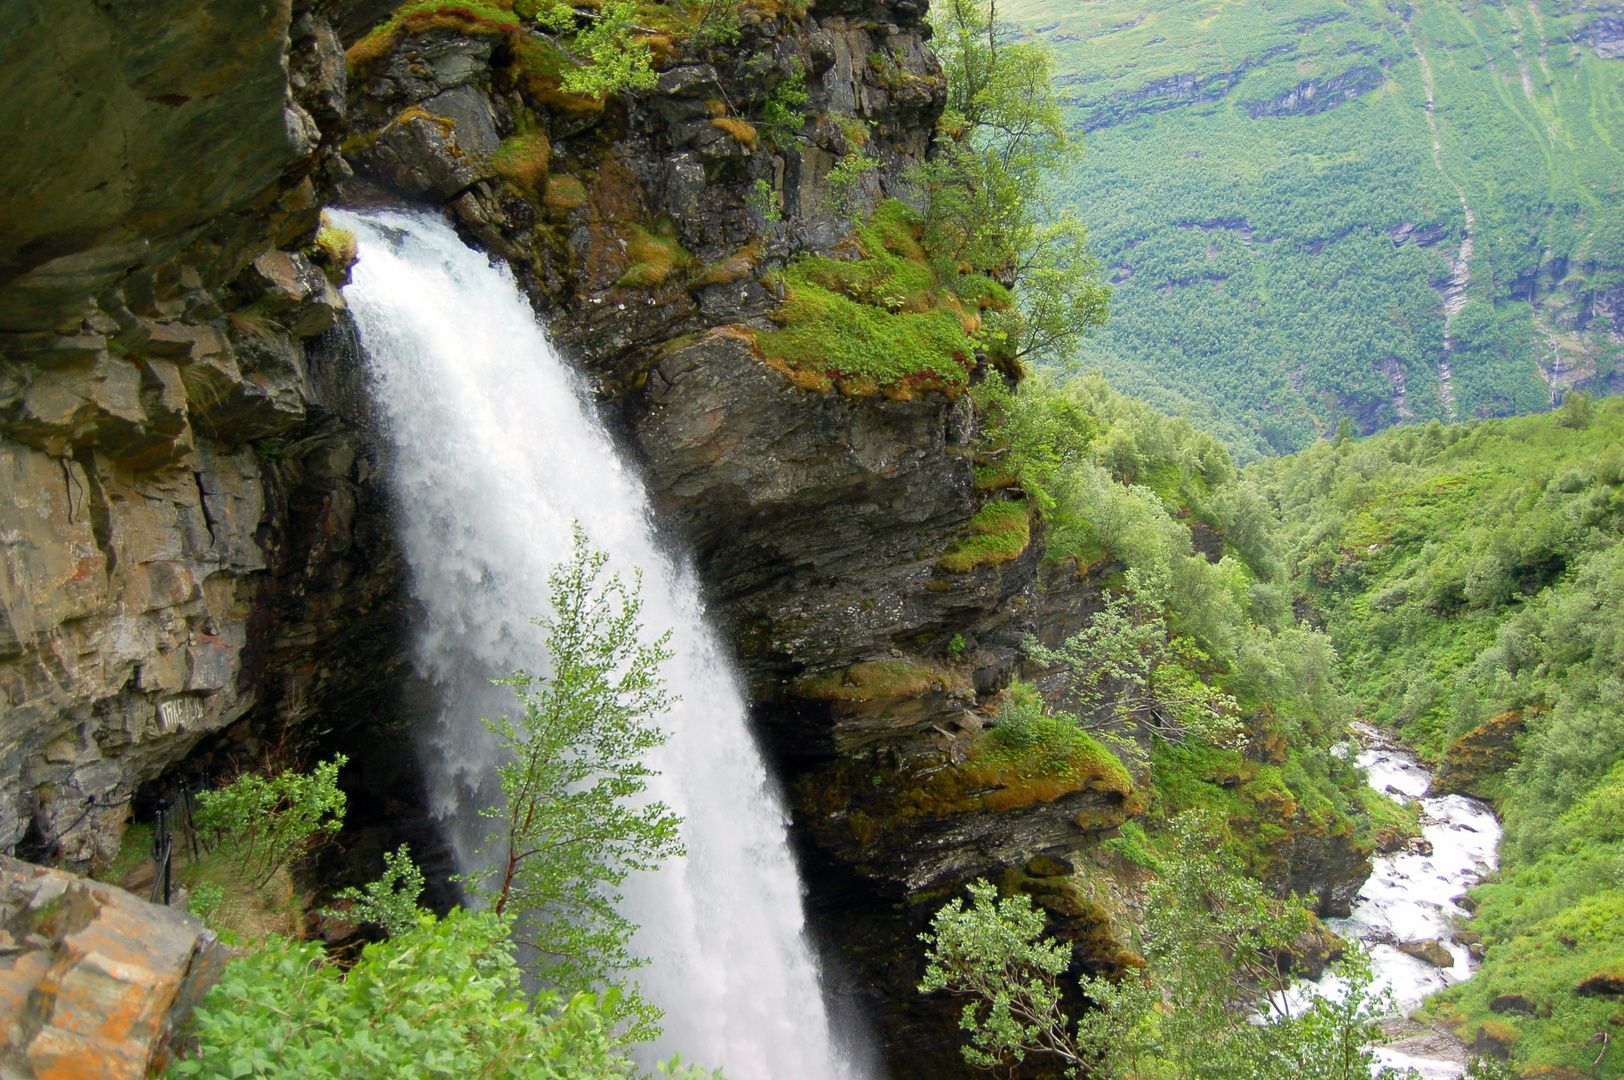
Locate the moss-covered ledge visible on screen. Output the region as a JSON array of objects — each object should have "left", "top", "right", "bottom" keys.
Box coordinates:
[{"left": 794, "top": 725, "right": 1146, "bottom": 894}]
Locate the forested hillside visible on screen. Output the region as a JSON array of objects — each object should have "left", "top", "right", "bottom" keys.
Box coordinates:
[
  {"left": 1002, "top": 0, "right": 1624, "bottom": 460},
  {"left": 1251, "top": 395, "right": 1624, "bottom": 1075}
]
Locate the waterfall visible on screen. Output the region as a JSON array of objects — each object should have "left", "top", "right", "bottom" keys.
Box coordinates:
[{"left": 334, "top": 209, "right": 859, "bottom": 1079}]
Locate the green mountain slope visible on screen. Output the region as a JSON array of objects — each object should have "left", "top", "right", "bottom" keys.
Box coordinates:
[
  {"left": 1004, "top": 0, "right": 1624, "bottom": 461},
  {"left": 1250, "top": 396, "right": 1624, "bottom": 1075}
]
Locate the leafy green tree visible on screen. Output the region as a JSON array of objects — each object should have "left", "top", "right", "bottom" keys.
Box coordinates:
[
  {"left": 468, "top": 529, "right": 683, "bottom": 1033},
  {"left": 528, "top": 0, "right": 658, "bottom": 98},
  {"left": 1024, "top": 586, "right": 1241, "bottom": 753},
  {"left": 921, "top": 814, "right": 1411, "bottom": 1080},
  {"left": 917, "top": 0, "right": 1109, "bottom": 365},
  {"left": 919, "top": 879, "right": 1094, "bottom": 1076},
  {"left": 972, "top": 372, "right": 1100, "bottom": 514},
  {"left": 322, "top": 843, "right": 427, "bottom": 939},
  {"left": 194, "top": 757, "right": 348, "bottom": 888}
]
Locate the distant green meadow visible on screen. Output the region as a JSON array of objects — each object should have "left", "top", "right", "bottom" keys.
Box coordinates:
[{"left": 1005, "top": 0, "right": 1624, "bottom": 460}]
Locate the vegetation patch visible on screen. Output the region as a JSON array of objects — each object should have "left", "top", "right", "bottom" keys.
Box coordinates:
[
  {"left": 617, "top": 220, "right": 692, "bottom": 289},
  {"left": 1253, "top": 397, "right": 1624, "bottom": 1075},
  {"left": 1356, "top": 784, "right": 1423, "bottom": 853},
  {"left": 710, "top": 116, "right": 758, "bottom": 148},
  {"left": 543, "top": 173, "right": 588, "bottom": 212},
  {"left": 347, "top": 2, "right": 523, "bottom": 77},
  {"left": 490, "top": 130, "right": 550, "bottom": 192},
  {"left": 1151, "top": 740, "right": 1363, "bottom": 884},
  {"left": 938, "top": 499, "right": 1031, "bottom": 573},
  {"left": 756, "top": 200, "right": 1011, "bottom": 398},
  {"left": 794, "top": 658, "right": 968, "bottom": 702}
]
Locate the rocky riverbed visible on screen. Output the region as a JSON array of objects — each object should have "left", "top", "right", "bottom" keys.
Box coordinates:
[{"left": 1306, "top": 724, "right": 1503, "bottom": 1078}]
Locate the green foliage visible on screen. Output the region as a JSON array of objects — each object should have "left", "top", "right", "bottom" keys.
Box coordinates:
[
  {"left": 349, "top": 1, "right": 654, "bottom": 100},
  {"left": 999, "top": 0, "right": 1624, "bottom": 458},
  {"left": 979, "top": 682, "right": 1137, "bottom": 797},
  {"left": 918, "top": 879, "right": 1095, "bottom": 1075},
  {"left": 322, "top": 844, "right": 427, "bottom": 939},
  {"left": 746, "top": 179, "right": 782, "bottom": 229},
  {"left": 469, "top": 528, "right": 682, "bottom": 1036},
  {"left": 195, "top": 757, "right": 348, "bottom": 889},
  {"left": 758, "top": 200, "right": 992, "bottom": 393},
  {"left": 826, "top": 149, "right": 877, "bottom": 218},
  {"left": 187, "top": 881, "right": 226, "bottom": 926},
  {"left": 530, "top": 1, "right": 656, "bottom": 97},
  {"left": 1250, "top": 397, "right": 1624, "bottom": 1074},
  {"left": 920, "top": 815, "right": 1409, "bottom": 1080},
  {"left": 920, "top": 0, "right": 1110, "bottom": 365},
  {"left": 938, "top": 499, "right": 1031, "bottom": 572},
  {"left": 757, "top": 61, "right": 807, "bottom": 151},
  {"left": 1024, "top": 584, "right": 1241, "bottom": 754},
  {"left": 168, "top": 910, "right": 641, "bottom": 1080},
  {"left": 979, "top": 373, "right": 1364, "bottom": 869},
  {"left": 1099, "top": 819, "right": 1159, "bottom": 870}
]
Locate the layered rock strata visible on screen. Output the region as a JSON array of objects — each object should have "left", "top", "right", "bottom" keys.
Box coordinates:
[
  {"left": 0, "top": 0, "right": 405, "bottom": 870},
  {"left": 0, "top": 856, "right": 229, "bottom": 1079}
]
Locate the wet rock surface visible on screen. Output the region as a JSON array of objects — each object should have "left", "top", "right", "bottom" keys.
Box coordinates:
[{"left": 0, "top": 0, "right": 420, "bottom": 876}]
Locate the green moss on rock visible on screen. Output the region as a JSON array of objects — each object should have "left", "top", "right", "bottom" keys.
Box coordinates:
[
  {"left": 756, "top": 199, "right": 1012, "bottom": 398},
  {"left": 794, "top": 659, "right": 968, "bottom": 702},
  {"left": 938, "top": 499, "right": 1031, "bottom": 573}
]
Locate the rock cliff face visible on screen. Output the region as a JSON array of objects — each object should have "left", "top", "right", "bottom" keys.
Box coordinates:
[
  {"left": 0, "top": 0, "right": 416, "bottom": 875},
  {"left": 1, "top": 1, "right": 1371, "bottom": 1073},
  {"left": 0, "top": 856, "right": 228, "bottom": 1079}
]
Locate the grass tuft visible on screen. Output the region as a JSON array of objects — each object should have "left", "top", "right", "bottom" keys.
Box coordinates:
[
  {"left": 491, "top": 130, "right": 551, "bottom": 191},
  {"left": 938, "top": 500, "right": 1031, "bottom": 573},
  {"left": 617, "top": 220, "right": 692, "bottom": 289}
]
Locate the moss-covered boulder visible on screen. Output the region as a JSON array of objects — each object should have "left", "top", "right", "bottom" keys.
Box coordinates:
[{"left": 1431, "top": 709, "right": 1526, "bottom": 799}]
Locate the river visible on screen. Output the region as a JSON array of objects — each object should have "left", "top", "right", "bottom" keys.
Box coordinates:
[{"left": 1316, "top": 724, "right": 1503, "bottom": 1078}]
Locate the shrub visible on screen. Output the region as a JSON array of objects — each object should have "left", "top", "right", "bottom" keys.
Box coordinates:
[
  {"left": 194, "top": 757, "right": 347, "bottom": 888},
  {"left": 168, "top": 910, "right": 640, "bottom": 1080},
  {"left": 320, "top": 844, "right": 426, "bottom": 939}
]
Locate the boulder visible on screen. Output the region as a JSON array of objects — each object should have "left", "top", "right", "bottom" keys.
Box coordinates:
[
  {"left": 1398, "top": 938, "right": 1455, "bottom": 968},
  {"left": 1490, "top": 993, "right": 1538, "bottom": 1016},
  {"left": 358, "top": 88, "right": 502, "bottom": 201},
  {"left": 0, "top": 856, "right": 230, "bottom": 1079}
]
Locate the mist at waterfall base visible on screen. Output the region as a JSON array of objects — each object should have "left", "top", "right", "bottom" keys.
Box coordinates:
[{"left": 335, "top": 210, "right": 862, "bottom": 1079}]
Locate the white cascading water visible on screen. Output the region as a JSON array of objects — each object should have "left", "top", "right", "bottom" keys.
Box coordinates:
[
  {"left": 333, "top": 209, "right": 860, "bottom": 1079},
  {"left": 1292, "top": 724, "right": 1502, "bottom": 1079}
]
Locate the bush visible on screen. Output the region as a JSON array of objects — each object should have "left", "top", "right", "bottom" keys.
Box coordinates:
[
  {"left": 320, "top": 844, "right": 426, "bottom": 939},
  {"left": 194, "top": 757, "right": 348, "bottom": 888},
  {"left": 168, "top": 910, "right": 640, "bottom": 1080}
]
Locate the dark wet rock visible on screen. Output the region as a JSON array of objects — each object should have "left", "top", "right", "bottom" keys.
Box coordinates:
[
  {"left": 0, "top": 0, "right": 308, "bottom": 332},
  {"left": 1489, "top": 993, "right": 1538, "bottom": 1016}
]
